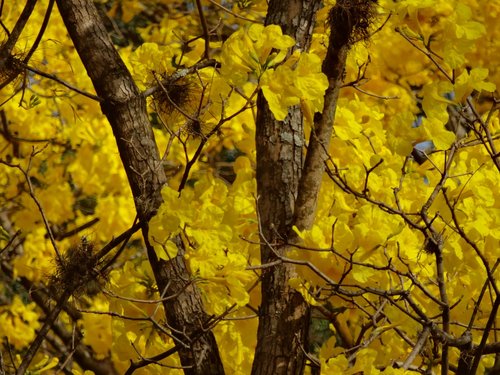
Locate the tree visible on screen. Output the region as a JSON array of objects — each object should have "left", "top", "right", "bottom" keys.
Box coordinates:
[{"left": 0, "top": 0, "right": 498, "bottom": 374}]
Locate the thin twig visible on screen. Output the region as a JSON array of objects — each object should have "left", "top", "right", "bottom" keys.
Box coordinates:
[
  {"left": 469, "top": 296, "right": 500, "bottom": 374},
  {"left": 195, "top": 0, "right": 210, "bottom": 59},
  {"left": 1, "top": 0, "right": 37, "bottom": 54},
  {"left": 16, "top": 290, "right": 71, "bottom": 375},
  {"left": 351, "top": 84, "right": 399, "bottom": 100},
  {"left": 53, "top": 218, "right": 100, "bottom": 240},
  {"left": 403, "top": 326, "right": 430, "bottom": 370},
  {"left": 466, "top": 96, "right": 500, "bottom": 172},
  {"left": 0, "top": 147, "right": 62, "bottom": 261},
  {"left": 177, "top": 85, "right": 257, "bottom": 192},
  {"left": 395, "top": 27, "right": 453, "bottom": 82},
  {"left": 21, "top": 63, "right": 102, "bottom": 101},
  {"left": 23, "top": 0, "right": 55, "bottom": 63},
  {"left": 206, "top": 0, "right": 261, "bottom": 23}
]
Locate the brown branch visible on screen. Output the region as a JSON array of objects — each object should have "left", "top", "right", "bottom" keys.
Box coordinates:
[
  {"left": 434, "top": 244, "right": 450, "bottom": 375},
  {"left": 1, "top": 220, "right": 149, "bottom": 374},
  {"left": 467, "top": 260, "right": 500, "bottom": 331},
  {"left": 23, "top": 0, "right": 55, "bottom": 63},
  {"left": 325, "top": 164, "right": 426, "bottom": 233},
  {"left": 124, "top": 345, "right": 183, "bottom": 375},
  {"left": 1, "top": 0, "right": 37, "bottom": 54},
  {"left": 0, "top": 0, "right": 38, "bottom": 92},
  {"left": 206, "top": 0, "right": 262, "bottom": 23},
  {"left": 396, "top": 27, "right": 453, "bottom": 82},
  {"left": 53, "top": 217, "right": 100, "bottom": 240},
  {"left": 418, "top": 146, "right": 458, "bottom": 375},
  {"left": 26, "top": 281, "right": 117, "bottom": 375},
  {"left": 195, "top": 0, "right": 210, "bottom": 60},
  {"left": 16, "top": 290, "right": 71, "bottom": 375},
  {"left": 124, "top": 282, "right": 261, "bottom": 375},
  {"left": 466, "top": 96, "right": 500, "bottom": 172},
  {"left": 0, "top": 148, "right": 62, "bottom": 261},
  {"left": 292, "top": 4, "right": 351, "bottom": 231},
  {"left": 441, "top": 184, "right": 499, "bottom": 296},
  {"left": 0, "top": 0, "right": 10, "bottom": 36},
  {"left": 21, "top": 63, "right": 102, "bottom": 101},
  {"left": 177, "top": 85, "right": 257, "bottom": 192},
  {"left": 469, "top": 297, "right": 500, "bottom": 374}
]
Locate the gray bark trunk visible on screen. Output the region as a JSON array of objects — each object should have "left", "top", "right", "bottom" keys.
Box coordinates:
[
  {"left": 54, "top": 1, "right": 224, "bottom": 373},
  {"left": 252, "top": 1, "right": 321, "bottom": 374}
]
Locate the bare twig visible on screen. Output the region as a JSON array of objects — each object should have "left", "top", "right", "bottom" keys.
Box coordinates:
[
  {"left": 396, "top": 27, "right": 453, "bottom": 82},
  {"left": 351, "top": 84, "right": 399, "bottom": 100},
  {"left": 0, "top": 147, "right": 62, "bottom": 261},
  {"left": 53, "top": 217, "right": 100, "bottom": 240},
  {"left": 1, "top": 0, "right": 37, "bottom": 54},
  {"left": 469, "top": 297, "right": 500, "bottom": 374},
  {"left": 466, "top": 96, "right": 500, "bottom": 172},
  {"left": 177, "top": 85, "right": 257, "bottom": 192},
  {"left": 16, "top": 290, "right": 71, "bottom": 375},
  {"left": 23, "top": 0, "right": 55, "bottom": 63},
  {"left": 206, "top": 0, "right": 261, "bottom": 23},
  {"left": 21, "top": 63, "right": 102, "bottom": 101},
  {"left": 195, "top": 0, "right": 210, "bottom": 59}
]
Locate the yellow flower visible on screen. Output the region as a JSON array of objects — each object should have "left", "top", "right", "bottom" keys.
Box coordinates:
[
  {"left": 0, "top": 296, "right": 40, "bottom": 349},
  {"left": 220, "top": 24, "right": 295, "bottom": 86},
  {"left": 261, "top": 51, "right": 328, "bottom": 121}
]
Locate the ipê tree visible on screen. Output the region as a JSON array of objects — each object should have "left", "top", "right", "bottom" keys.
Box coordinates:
[{"left": 0, "top": 1, "right": 499, "bottom": 375}]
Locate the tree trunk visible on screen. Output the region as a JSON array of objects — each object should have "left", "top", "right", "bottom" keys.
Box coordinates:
[
  {"left": 252, "top": 1, "right": 321, "bottom": 374},
  {"left": 54, "top": 1, "right": 224, "bottom": 373}
]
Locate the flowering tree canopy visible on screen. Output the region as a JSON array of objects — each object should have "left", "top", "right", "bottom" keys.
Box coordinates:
[{"left": 0, "top": 1, "right": 499, "bottom": 374}]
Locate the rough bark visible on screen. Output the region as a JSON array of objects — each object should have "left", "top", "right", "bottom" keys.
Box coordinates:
[
  {"left": 54, "top": 1, "right": 164, "bottom": 220},
  {"left": 54, "top": 1, "right": 224, "bottom": 373},
  {"left": 252, "top": 1, "right": 321, "bottom": 374},
  {"left": 146, "top": 237, "right": 225, "bottom": 375},
  {"left": 293, "top": 2, "right": 354, "bottom": 231}
]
